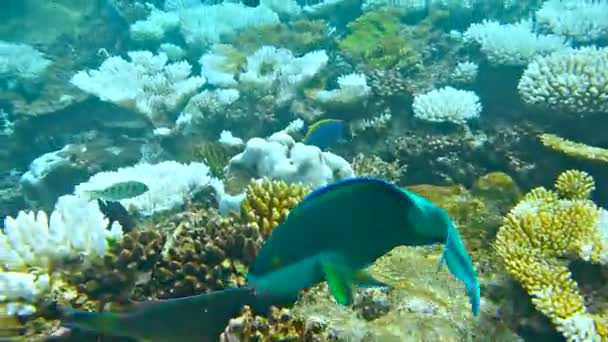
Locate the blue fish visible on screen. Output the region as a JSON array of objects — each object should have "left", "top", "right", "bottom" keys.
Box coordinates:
[
  {"left": 302, "top": 119, "right": 346, "bottom": 150},
  {"left": 248, "top": 177, "right": 481, "bottom": 316}
]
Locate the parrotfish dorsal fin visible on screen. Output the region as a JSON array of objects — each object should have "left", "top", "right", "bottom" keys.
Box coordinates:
[{"left": 298, "top": 177, "right": 413, "bottom": 208}]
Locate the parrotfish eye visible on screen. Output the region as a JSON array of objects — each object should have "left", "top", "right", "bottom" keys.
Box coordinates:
[{"left": 272, "top": 257, "right": 282, "bottom": 269}]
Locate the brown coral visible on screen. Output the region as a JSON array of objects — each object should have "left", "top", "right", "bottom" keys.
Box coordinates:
[
  {"left": 150, "top": 209, "right": 261, "bottom": 299},
  {"left": 221, "top": 305, "right": 326, "bottom": 342},
  {"left": 68, "top": 229, "right": 165, "bottom": 302},
  {"left": 241, "top": 179, "right": 311, "bottom": 238}
]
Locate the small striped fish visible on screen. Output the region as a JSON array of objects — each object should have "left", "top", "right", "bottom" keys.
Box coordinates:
[{"left": 83, "top": 181, "right": 149, "bottom": 201}]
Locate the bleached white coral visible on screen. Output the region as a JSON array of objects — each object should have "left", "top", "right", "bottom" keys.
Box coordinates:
[
  {"left": 70, "top": 51, "right": 204, "bottom": 125},
  {"left": 178, "top": 3, "right": 279, "bottom": 48},
  {"left": 0, "top": 272, "right": 50, "bottom": 316},
  {"left": 240, "top": 46, "right": 295, "bottom": 89},
  {"left": 0, "top": 273, "right": 50, "bottom": 304},
  {"left": 517, "top": 47, "right": 608, "bottom": 114},
  {"left": 314, "top": 73, "right": 372, "bottom": 105},
  {"left": 0, "top": 41, "right": 51, "bottom": 81},
  {"left": 177, "top": 88, "right": 241, "bottom": 129},
  {"left": 199, "top": 44, "right": 244, "bottom": 87},
  {"left": 412, "top": 86, "right": 482, "bottom": 124},
  {"left": 227, "top": 129, "right": 354, "bottom": 189},
  {"left": 450, "top": 61, "right": 478, "bottom": 84},
  {"left": 463, "top": 20, "right": 568, "bottom": 66},
  {"left": 130, "top": 7, "right": 179, "bottom": 42},
  {"left": 0, "top": 195, "right": 123, "bottom": 271},
  {"left": 261, "top": 0, "right": 302, "bottom": 17},
  {"left": 283, "top": 118, "right": 305, "bottom": 134},
  {"left": 535, "top": 0, "right": 608, "bottom": 43},
  {"left": 159, "top": 43, "right": 186, "bottom": 61},
  {"left": 74, "top": 161, "right": 216, "bottom": 216},
  {"left": 240, "top": 46, "right": 328, "bottom": 103},
  {"left": 164, "top": 0, "right": 200, "bottom": 11},
  {"left": 219, "top": 130, "right": 244, "bottom": 147}
]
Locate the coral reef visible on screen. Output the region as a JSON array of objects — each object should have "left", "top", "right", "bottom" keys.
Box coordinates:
[
  {"left": 149, "top": 209, "right": 261, "bottom": 299},
  {"left": 518, "top": 47, "right": 608, "bottom": 114},
  {"left": 241, "top": 178, "right": 312, "bottom": 238},
  {"left": 495, "top": 170, "right": 608, "bottom": 341},
  {"left": 352, "top": 153, "right": 407, "bottom": 184},
  {"left": 228, "top": 19, "right": 330, "bottom": 55},
  {"left": 68, "top": 229, "right": 165, "bottom": 302},
  {"left": 540, "top": 133, "right": 608, "bottom": 164},
  {"left": 338, "top": 8, "right": 421, "bottom": 70},
  {"left": 221, "top": 305, "right": 326, "bottom": 341}
]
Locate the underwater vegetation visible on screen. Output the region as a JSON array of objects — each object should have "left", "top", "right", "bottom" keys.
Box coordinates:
[
  {"left": 1, "top": 0, "right": 608, "bottom": 341},
  {"left": 338, "top": 8, "right": 421, "bottom": 70}
]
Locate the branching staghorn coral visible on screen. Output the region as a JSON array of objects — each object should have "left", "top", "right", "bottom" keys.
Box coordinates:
[
  {"left": 540, "top": 133, "right": 608, "bottom": 164},
  {"left": 495, "top": 170, "right": 608, "bottom": 341},
  {"left": 241, "top": 178, "right": 311, "bottom": 237}
]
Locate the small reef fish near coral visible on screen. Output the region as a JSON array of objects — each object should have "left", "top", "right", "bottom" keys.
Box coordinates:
[
  {"left": 302, "top": 118, "right": 346, "bottom": 150},
  {"left": 1, "top": 0, "right": 608, "bottom": 341},
  {"left": 82, "top": 181, "right": 150, "bottom": 202}
]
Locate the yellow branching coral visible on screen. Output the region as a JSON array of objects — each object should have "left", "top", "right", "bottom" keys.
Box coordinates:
[
  {"left": 496, "top": 170, "right": 608, "bottom": 341},
  {"left": 555, "top": 169, "right": 595, "bottom": 200},
  {"left": 540, "top": 133, "right": 608, "bottom": 163},
  {"left": 241, "top": 179, "right": 312, "bottom": 237}
]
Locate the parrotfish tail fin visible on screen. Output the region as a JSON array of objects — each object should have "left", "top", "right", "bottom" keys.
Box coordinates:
[
  {"left": 60, "top": 307, "right": 121, "bottom": 335},
  {"left": 320, "top": 253, "right": 356, "bottom": 306},
  {"left": 437, "top": 212, "right": 481, "bottom": 316}
]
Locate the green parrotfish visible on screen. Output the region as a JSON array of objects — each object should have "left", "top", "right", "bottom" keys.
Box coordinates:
[
  {"left": 60, "top": 287, "right": 261, "bottom": 341},
  {"left": 247, "top": 177, "right": 481, "bottom": 316},
  {"left": 83, "top": 180, "right": 149, "bottom": 202}
]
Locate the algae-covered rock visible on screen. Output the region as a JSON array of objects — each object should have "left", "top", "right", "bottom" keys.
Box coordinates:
[
  {"left": 338, "top": 9, "right": 421, "bottom": 70},
  {"left": 229, "top": 19, "right": 330, "bottom": 55},
  {"left": 289, "top": 246, "right": 521, "bottom": 341}
]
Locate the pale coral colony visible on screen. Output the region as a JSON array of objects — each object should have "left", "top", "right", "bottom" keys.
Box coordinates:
[{"left": 1, "top": 0, "right": 608, "bottom": 341}]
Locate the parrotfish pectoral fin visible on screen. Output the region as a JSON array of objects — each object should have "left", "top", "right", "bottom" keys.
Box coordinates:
[{"left": 322, "top": 261, "right": 354, "bottom": 305}]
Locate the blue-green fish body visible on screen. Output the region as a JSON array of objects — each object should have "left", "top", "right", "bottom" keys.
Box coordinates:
[
  {"left": 302, "top": 119, "right": 346, "bottom": 150},
  {"left": 61, "top": 287, "right": 258, "bottom": 341},
  {"left": 83, "top": 181, "right": 149, "bottom": 201},
  {"left": 248, "top": 177, "right": 480, "bottom": 315}
]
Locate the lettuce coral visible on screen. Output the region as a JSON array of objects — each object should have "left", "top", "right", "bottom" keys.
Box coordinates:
[{"left": 495, "top": 170, "right": 608, "bottom": 341}]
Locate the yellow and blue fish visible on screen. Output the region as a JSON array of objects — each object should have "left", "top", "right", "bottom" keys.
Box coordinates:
[{"left": 302, "top": 119, "right": 346, "bottom": 150}]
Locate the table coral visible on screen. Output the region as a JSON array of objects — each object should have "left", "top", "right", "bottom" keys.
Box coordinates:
[{"left": 495, "top": 170, "right": 608, "bottom": 341}]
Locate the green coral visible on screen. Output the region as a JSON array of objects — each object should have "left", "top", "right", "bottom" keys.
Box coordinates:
[{"left": 338, "top": 9, "right": 420, "bottom": 70}]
